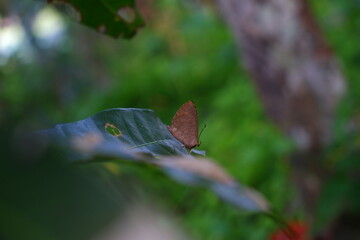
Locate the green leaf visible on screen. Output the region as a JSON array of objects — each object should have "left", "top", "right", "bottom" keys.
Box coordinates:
[
  {"left": 35, "top": 108, "right": 269, "bottom": 212},
  {"left": 47, "top": 0, "right": 144, "bottom": 38},
  {"left": 36, "top": 108, "right": 188, "bottom": 160}
]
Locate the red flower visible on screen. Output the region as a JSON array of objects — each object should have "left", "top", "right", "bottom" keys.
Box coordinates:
[{"left": 270, "top": 222, "right": 308, "bottom": 240}]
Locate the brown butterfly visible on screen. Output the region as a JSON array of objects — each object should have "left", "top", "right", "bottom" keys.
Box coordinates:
[{"left": 167, "top": 101, "right": 201, "bottom": 150}]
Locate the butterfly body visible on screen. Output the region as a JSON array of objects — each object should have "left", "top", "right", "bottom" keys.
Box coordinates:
[{"left": 167, "top": 101, "right": 200, "bottom": 150}]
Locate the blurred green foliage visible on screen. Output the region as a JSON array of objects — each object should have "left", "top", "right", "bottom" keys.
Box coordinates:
[
  {"left": 1, "top": 0, "right": 360, "bottom": 239},
  {"left": 311, "top": 0, "right": 360, "bottom": 124}
]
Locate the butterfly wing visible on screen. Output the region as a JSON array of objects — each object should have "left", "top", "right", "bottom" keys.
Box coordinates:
[{"left": 168, "top": 101, "right": 199, "bottom": 149}]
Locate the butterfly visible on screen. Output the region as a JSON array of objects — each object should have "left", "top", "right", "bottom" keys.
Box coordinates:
[{"left": 167, "top": 101, "right": 201, "bottom": 150}]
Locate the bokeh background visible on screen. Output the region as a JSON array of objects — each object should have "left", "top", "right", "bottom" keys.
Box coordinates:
[{"left": 1, "top": 0, "right": 359, "bottom": 239}]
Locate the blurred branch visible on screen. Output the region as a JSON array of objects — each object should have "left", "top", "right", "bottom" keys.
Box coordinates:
[{"left": 216, "top": 0, "right": 346, "bottom": 221}]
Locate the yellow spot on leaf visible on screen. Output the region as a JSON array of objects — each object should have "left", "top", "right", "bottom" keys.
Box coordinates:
[
  {"left": 104, "top": 123, "right": 123, "bottom": 137},
  {"left": 103, "top": 162, "right": 121, "bottom": 175}
]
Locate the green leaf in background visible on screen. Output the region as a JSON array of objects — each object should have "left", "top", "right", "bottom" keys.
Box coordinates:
[
  {"left": 157, "top": 156, "right": 269, "bottom": 212},
  {"left": 46, "top": 0, "right": 144, "bottom": 38},
  {"left": 35, "top": 108, "right": 270, "bottom": 212}
]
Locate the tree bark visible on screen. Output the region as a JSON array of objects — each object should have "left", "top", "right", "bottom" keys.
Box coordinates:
[{"left": 216, "top": 0, "right": 346, "bottom": 221}]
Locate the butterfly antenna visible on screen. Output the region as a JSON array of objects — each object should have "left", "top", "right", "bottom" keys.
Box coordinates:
[{"left": 198, "top": 124, "right": 207, "bottom": 141}]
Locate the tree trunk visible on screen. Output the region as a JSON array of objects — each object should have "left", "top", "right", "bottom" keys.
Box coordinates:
[{"left": 216, "top": 0, "right": 346, "bottom": 222}]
